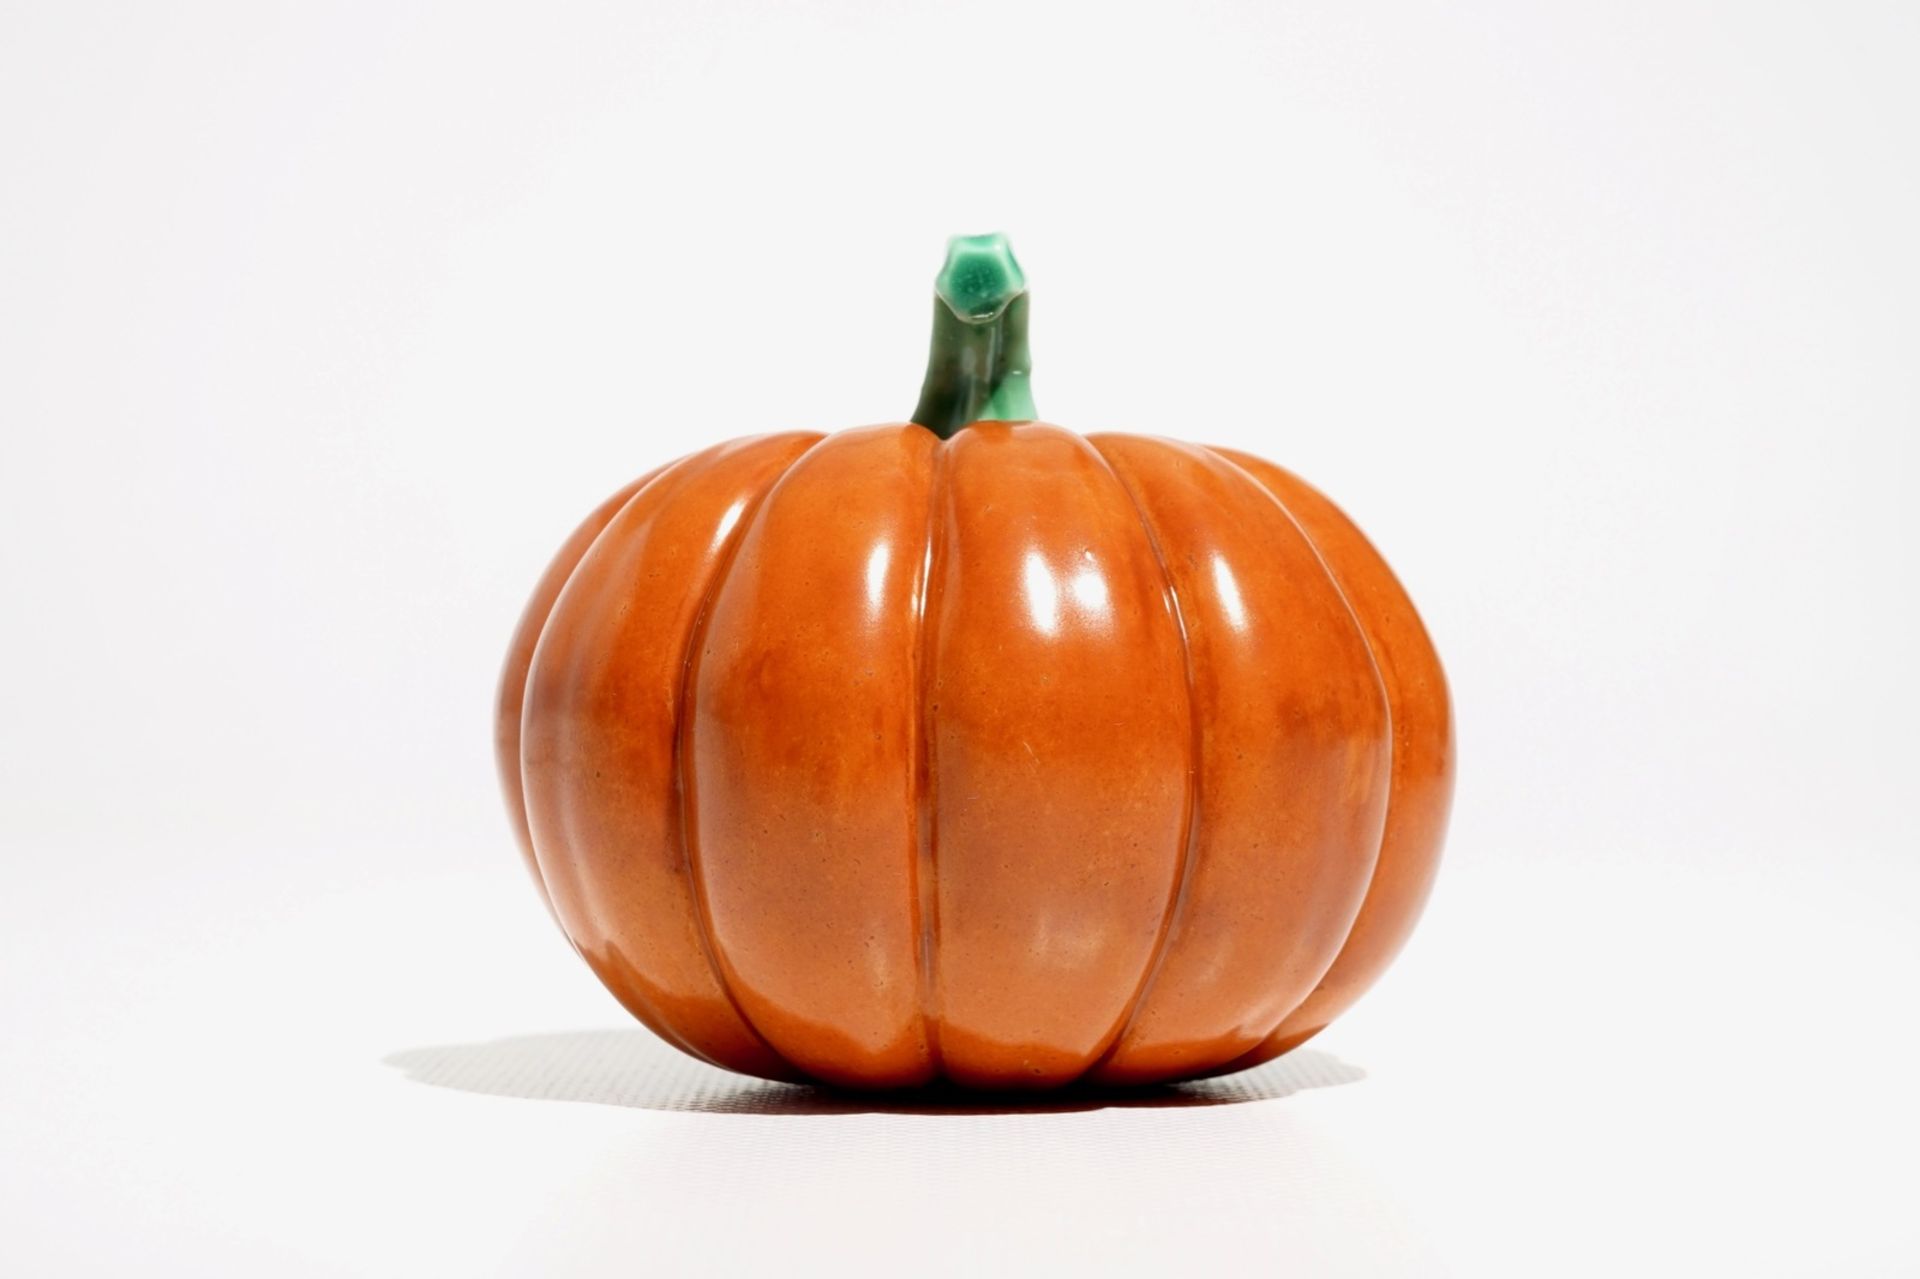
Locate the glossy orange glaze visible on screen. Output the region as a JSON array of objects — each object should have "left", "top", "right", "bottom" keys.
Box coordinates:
[{"left": 499, "top": 422, "right": 1452, "bottom": 1089}]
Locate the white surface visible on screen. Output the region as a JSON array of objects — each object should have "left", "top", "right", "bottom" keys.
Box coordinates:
[{"left": 3, "top": 1, "right": 1917, "bottom": 1274}]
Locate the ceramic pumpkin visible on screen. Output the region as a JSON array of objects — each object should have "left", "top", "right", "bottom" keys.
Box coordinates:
[{"left": 496, "top": 235, "right": 1453, "bottom": 1090}]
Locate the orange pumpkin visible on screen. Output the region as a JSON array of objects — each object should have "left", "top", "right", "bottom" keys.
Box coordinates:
[{"left": 496, "top": 235, "right": 1453, "bottom": 1089}]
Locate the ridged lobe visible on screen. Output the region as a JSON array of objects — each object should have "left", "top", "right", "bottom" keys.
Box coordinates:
[
  {"left": 1079, "top": 441, "right": 1204, "bottom": 1082},
  {"left": 519, "top": 432, "right": 821, "bottom": 1082},
  {"left": 1203, "top": 447, "right": 1454, "bottom": 1070},
  {"left": 673, "top": 435, "right": 830, "bottom": 1080},
  {"left": 495, "top": 468, "right": 663, "bottom": 908},
  {"left": 1084, "top": 436, "right": 1394, "bottom": 1083},
  {"left": 927, "top": 423, "right": 1191, "bottom": 1088},
  {"left": 684, "top": 426, "right": 939, "bottom": 1087}
]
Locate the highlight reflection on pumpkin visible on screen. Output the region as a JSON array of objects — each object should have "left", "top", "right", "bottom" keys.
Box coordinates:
[{"left": 496, "top": 234, "right": 1454, "bottom": 1090}]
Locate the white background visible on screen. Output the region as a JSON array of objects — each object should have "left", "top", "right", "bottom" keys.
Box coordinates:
[{"left": 3, "top": 0, "right": 1916, "bottom": 1274}]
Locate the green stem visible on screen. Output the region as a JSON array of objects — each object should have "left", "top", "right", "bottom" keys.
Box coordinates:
[{"left": 911, "top": 233, "right": 1037, "bottom": 438}]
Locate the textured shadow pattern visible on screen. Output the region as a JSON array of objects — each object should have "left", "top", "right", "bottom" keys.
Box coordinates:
[{"left": 384, "top": 1029, "right": 1363, "bottom": 1115}]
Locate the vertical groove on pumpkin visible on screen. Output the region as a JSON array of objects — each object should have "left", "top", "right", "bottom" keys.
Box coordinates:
[
  {"left": 1078, "top": 439, "right": 1206, "bottom": 1082},
  {"left": 909, "top": 438, "right": 950, "bottom": 1080},
  {"left": 673, "top": 437, "right": 829, "bottom": 1081},
  {"left": 1195, "top": 446, "right": 1397, "bottom": 1073}
]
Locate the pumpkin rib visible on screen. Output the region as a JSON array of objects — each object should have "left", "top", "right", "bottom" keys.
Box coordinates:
[
  {"left": 682, "top": 425, "right": 939, "bottom": 1086},
  {"left": 519, "top": 444, "right": 795, "bottom": 1076},
  {"left": 672, "top": 436, "right": 830, "bottom": 1082},
  {"left": 498, "top": 467, "right": 667, "bottom": 916},
  {"left": 1081, "top": 437, "right": 1394, "bottom": 1082},
  {"left": 529, "top": 464, "right": 717, "bottom": 1070},
  {"left": 1076, "top": 438, "right": 1206, "bottom": 1084},
  {"left": 911, "top": 435, "right": 951, "bottom": 1081},
  {"left": 1194, "top": 445, "right": 1398, "bottom": 1072},
  {"left": 1217, "top": 452, "right": 1453, "bottom": 1068},
  {"left": 924, "top": 424, "right": 1192, "bottom": 1085}
]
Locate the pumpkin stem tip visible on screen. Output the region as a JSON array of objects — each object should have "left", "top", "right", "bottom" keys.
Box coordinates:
[{"left": 935, "top": 232, "right": 1027, "bottom": 322}]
